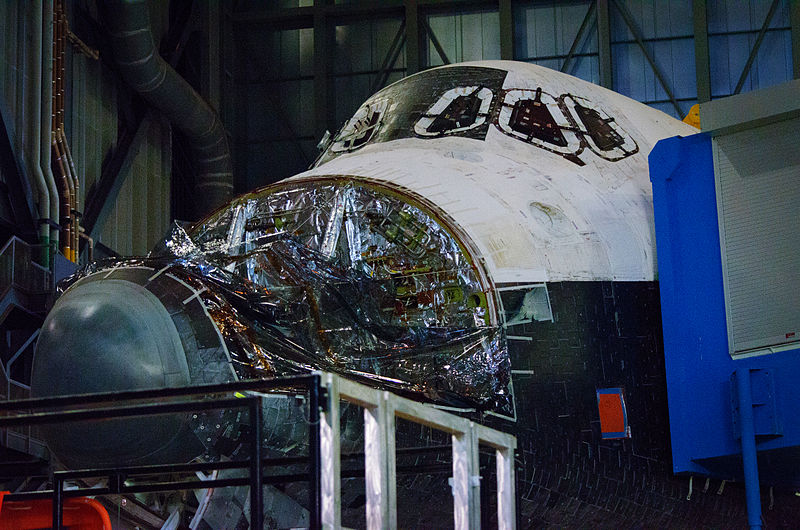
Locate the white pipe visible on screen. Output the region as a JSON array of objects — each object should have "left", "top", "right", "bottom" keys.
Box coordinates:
[
  {"left": 41, "top": 0, "right": 59, "bottom": 255},
  {"left": 24, "top": 0, "right": 51, "bottom": 264}
]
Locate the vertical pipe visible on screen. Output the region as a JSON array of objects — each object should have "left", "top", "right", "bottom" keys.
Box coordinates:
[
  {"left": 736, "top": 367, "right": 763, "bottom": 530},
  {"left": 54, "top": 0, "right": 60, "bottom": 130},
  {"left": 56, "top": 0, "right": 71, "bottom": 260},
  {"left": 55, "top": 0, "right": 76, "bottom": 261},
  {"left": 79, "top": 229, "right": 93, "bottom": 262},
  {"left": 309, "top": 374, "right": 322, "bottom": 530},
  {"left": 53, "top": 0, "right": 79, "bottom": 261},
  {"left": 52, "top": 135, "right": 71, "bottom": 260},
  {"left": 249, "top": 397, "right": 263, "bottom": 530},
  {"left": 42, "top": 0, "right": 59, "bottom": 258},
  {"left": 52, "top": 475, "right": 63, "bottom": 530},
  {"left": 54, "top": 0, "right": 71, "bottom": 263},
  {"left": 25, "top": 0, "right": 51, "bottom": 266},
  {"left": 62, "top": 131, "right": 80, "bottom": 261},
  {"left": 57, "top": 0, "right": 70, "bottom": 260},
  {"left": 58, "top": 0, "right": 66, "bottom": 131},
  {"left": 54, "top": 0, "right": 73, "bottom": 261}
]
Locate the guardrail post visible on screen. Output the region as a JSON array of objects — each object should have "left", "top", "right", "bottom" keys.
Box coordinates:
[
  {"left": 452, "top": 421, "right": 480, "bottom": 530},
  {"left": 364, "top": 391, "right": 397, "bottom": 529},
  {"left": 249, "top": 396, "right": 264, "bottom": 529},
  {"left": 309, "top": 374, "right": 322, "bottom": 529},
  {"left": 320, "top": 372, "right": 341, "bottom": 529},
  {"left": 52, "top": 473, "right": 63, "bottom": 530},
  {"left": 2, "top": 373, "right": 517, "bottom": 528},
  {"left": 496, "top": 446, "right": 517, "bottom": 530},
  {"left": 10, "top": 237, "right": 15, "bottom": 285}
]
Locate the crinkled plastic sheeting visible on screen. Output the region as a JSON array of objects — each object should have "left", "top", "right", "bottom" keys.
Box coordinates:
[{"left": 67, "top": 180, "right": 512, "bottom": 413}]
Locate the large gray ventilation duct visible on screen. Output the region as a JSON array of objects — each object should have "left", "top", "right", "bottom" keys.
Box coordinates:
[{"left": 104, "top": 0, "right": 233, "bottom": 217}]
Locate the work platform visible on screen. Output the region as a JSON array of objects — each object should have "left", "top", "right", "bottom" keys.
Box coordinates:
[{"left": 0, "top": 372, "right": 517, "bottom": 529}]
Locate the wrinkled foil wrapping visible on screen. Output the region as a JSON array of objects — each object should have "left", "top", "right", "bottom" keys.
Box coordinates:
[{"left": 65, "top": 181, "right": 512, "bottom": 413}]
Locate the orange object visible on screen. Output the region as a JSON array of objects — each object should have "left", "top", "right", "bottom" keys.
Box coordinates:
[
  {"left": 0, "top": 494, "right": 111, "bottom": 530},
  {"left": 597, "top": 388, "right": 630, "bottom": 439},
  {"left": 683, "top": 103, "right": 701, "bottom": 129}
]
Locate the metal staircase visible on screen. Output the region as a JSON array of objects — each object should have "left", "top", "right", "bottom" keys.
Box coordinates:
[{"left": 0, "top": 236, "right": 51, "bottom": 470}]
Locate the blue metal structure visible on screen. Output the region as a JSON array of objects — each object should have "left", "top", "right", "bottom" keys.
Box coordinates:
[{"left": 650, "top": 132, "right": 800, "bottom": 527}]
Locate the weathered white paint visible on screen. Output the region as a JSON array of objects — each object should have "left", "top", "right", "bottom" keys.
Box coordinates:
[{"left": 290, "top": 61, "right": 696, "bottom": 283}]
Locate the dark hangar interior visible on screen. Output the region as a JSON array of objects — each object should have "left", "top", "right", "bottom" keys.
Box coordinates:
[{"left": 1, "top": 1, "right": 799, "bottom": 529}]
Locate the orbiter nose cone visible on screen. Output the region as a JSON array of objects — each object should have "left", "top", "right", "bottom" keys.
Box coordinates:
[{"left": 31, "top": 277, "right": 196, "bottom": 468}]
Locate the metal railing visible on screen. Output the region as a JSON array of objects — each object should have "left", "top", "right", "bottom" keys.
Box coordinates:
[
  {"left": 0, "top": 236, "right": 51, "bottom": 294},
  {"left": 0, "top": 236, "right": 51, "bottom": 457},
  {"left": 0, "top": 375, "right": 322, "bottom": 530},
  {"left": 0, "top": 372, "right": 518, "bottom": 529},
  {"left": 319, "top": 373, "right": 518, "bottom": 530}
]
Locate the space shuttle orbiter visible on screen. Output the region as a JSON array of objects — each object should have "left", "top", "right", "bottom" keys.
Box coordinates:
[{"left": 32, "top": 62, "right": 770, "bottom": 528}]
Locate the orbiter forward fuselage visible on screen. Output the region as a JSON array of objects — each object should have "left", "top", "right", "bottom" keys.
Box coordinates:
[{"left": 31, "top": 61, "right": 785, "bottom": 528}]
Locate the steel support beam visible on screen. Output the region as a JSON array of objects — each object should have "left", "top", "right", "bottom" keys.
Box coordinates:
[
  {"left": 561, "top": 2, "right": 596, "bottom": 74},
  {"left": 734, "top": 0, "right": 781, "bottom": 95},
  {"left": 230, "top": 1, "right": 499, "bottom": 26},
  {"left": 423, "top": 17, "right": 451, "bottom": 65},
  {"left": 83, "top": 112, "right": 153, "bottom": 242},
  {"left": 406, "top": 0, "right": 421, "bottom": 74},
  {"left": 499, "top": 0, "right": 514, "bottom": 60},
  {"left": 162, "top": 0, "right": 198, "bottom": 69},
  {"left": 222, "top": 3, "right": 236, "bottom": 188},
  {"left": 792, "top": 0, "right": 800, "bottom": 79},
  {"left": 0, "top": 96, "right": 37, "bottom": 242},
  {"left": 202, "top": 1, "right": 222, "bottom": 110},
  {"left": 232, "top": 4, "right": 397, "bottom": 27},
  {"left": 612, "top": 0, "right": 683, "bottom": 117},
  {"left": 82, "top": 6, "right": 199, "bottom": 247},
  {"left": 693, "top": 0, "right": 711, "bottom": 102},
  {"left": 369, "top": 21, "right": 407, "bottom": 94},
  {"left": 596, "top": 0, "right": 613, "bottom": 89},
  {"left": 314, "top": 0, "right": 333, "bottom": 140},
  {"left": 244, "top": 50, "right": 312, "bottom": 166}
]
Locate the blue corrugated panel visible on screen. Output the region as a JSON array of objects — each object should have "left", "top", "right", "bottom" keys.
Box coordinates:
[
  {"left": 514, "top": 1, "right": 600, "bottom": 84},
  {"left": 708, "top": 0, "right": 793, "bottom": 98},
  {"left": 610, "top": 0, "right": 696, "bottom": 119},
  {"left": 650, "top": 133, "right": 800, "bottom": 485},
  {"left": 427, "top": 11, "right": 501, "bottom": 66}
]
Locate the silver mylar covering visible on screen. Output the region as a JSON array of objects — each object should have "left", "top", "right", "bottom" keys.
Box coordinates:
[{"left": 65, "top": 179, "right": 512, "bottom": 413}]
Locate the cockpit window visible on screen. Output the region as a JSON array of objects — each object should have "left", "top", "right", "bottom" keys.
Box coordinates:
[
  {"left": 192, "top": 180, "right": 490, "bottom": 330},
  {"left": 184, "top": 179, "right": 511, "bottom": 413}
]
